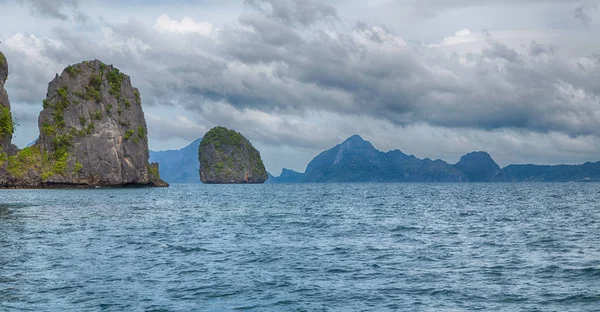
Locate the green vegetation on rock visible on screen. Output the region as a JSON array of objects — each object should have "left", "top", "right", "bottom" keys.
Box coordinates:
[
  {"left": 65, "top": 65, "right": 82, "bottom": 77},
  {"left": 41, "top": 122, "right": 56, "bottom": 136},
  {"left": 0, "top": 106, "right": 14, "bottom": 137},
  {"left": 133, "top": 126, "right": 145, "bottom": 143},
  {"left": 74, "top": 161, "right": 83, "bottom": 174},
  {"left": 199, "top": 126, "right": 268, "bottom": 184},
  {"left": 134, "top": 90, "right": 141, "bottom": 104},
  {"left": 6, "top": 146, "right": 56, "bottom": 181},
  {"left": 85, "top": 74, "right": 102, "bottom": 101},
  {"left": 124, "top": 129, "right": 135, "bottom": 141},
  {"left": 201, "top": 126, "right": 244, "bottom": 151},
  {"left": 49, "top": 85, "right": 71, "bottom": 129},
  {"left": 93, "top": 110, "right": 102, "bottom": 120},
  {"left": 147, "top": 163, "right": 160, "bottom": 179},
  {"left": 107, "top": 68, "right": 124, "bottom": 97}
]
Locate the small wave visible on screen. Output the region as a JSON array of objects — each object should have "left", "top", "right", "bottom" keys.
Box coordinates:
[
  {"left": 498, "top": 294, "right": 528, "bottom": 303},
  {"left": 494, "top": 217, "right": 517, "bottom": 222},
  {"left": 560, "top": 267, "right": 600, "bottom": 278},
  {"left": 0, "top": 203, "right": 31, "bottom": 218},
  {"left": 0, "top": 203, "right": 33, "bottom": 209},
  {"left": 549, "top": 293, "right": 600, "bottom": 303},
  {"left": 238, "top": 255, "right": 282, "bottom": 265},
  {"left": 233, "top": 304, "right": 262, "bottom": 311},
  {"left": 326, "top": 268, "right": 359, "bottom": 274},
  {"left": 391, "top": 225, "right": 420, "bottom": 232}
]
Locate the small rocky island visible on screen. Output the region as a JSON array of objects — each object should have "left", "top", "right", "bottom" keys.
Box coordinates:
[
  {"left": 198, "top": 127, "right": 268, "bottom": 184},
  {"left": 0, "top": 53, "right": 167, "bottom": 188}
]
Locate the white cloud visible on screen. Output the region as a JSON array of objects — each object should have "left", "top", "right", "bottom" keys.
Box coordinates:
[
  {"left": 4, "top": 0, "right": 600, "bottom": 172},
  {"left": 154, "top": 14, "right": 214, "bottom": 36},
  {"left": 429, "top": 29, "right": 483, "bottom": 47},
  {"left": 146, "top": 114, "right": 208, "bottom": 141},
  {"left": 5, "top": 33, "right": 64, "bottom": 64}
]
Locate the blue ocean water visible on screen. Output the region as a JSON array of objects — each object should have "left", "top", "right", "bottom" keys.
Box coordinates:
[{"left": 1, "top": 183, "right": 599, "bottom": 311}]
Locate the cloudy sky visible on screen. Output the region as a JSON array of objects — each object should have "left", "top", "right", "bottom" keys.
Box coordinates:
[{"left": 1, "top": 0, "right": 599, "bottom": 174}]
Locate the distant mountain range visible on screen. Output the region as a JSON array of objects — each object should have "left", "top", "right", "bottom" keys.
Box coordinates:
[
  {"left": 149, "top": 138, "right": 202, "bottom": 184},
  {"left": 266, "top": 168, "right": 305, "bottom": 184},
  {"left": 150, "top": 135, "right": 600, "bottom": 183}
]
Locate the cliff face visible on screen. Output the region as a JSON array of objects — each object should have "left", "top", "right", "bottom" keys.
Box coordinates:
[
  {"left": 0, "top": 58, "right": 167, "bottom": 188},
  {"left": 199, "top": 127, "right": 267, "bottom": 184},
  {"left": 0, "top": 51, "right": 14, "bottom": 186},
  {"left": 0, "top": 51, "right": 14, "bottom": 154}
]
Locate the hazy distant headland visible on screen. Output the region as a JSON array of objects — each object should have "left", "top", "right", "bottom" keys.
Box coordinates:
[{"left": 152, "top": 134, "right": 600, "bottom": 184}]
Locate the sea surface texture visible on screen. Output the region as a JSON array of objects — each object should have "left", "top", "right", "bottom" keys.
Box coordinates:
[{"left": 1, "top": 183, "right": 599, "bottom": 311}]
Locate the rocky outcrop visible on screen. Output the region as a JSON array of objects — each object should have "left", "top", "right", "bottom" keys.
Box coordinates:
[
  {"left": 199, "top": 127, "right": 267, "bottom": 184},
  {"left": 454, "top": 151, "right": 502, "bottom": 182},
  {"left": 0, "top": 51, "right": 15, "bottom": 187},
  {"left": 0, "top": 51, "right": 15, "bottom": 154},
  {"left": 0, "top": 58, "right": 167, "bottom": 188}
]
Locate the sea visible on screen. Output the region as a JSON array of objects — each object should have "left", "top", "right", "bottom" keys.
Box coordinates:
[{"left": 1, "top": 183, "right": 599, "bottom": 311}]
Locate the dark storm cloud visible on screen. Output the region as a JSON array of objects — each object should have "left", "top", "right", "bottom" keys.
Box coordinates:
[
  {"left": 142, "top": 5, "right": 600, "bottom": 137},
  {"left": 574, "top": 3, "right": 597, "bottom": 26},
  {"left": 243, "top": 0, "right": 338, "bottom": 26},
  {"left": 18, "top": 0, "right": 86, "bottom": 21}
]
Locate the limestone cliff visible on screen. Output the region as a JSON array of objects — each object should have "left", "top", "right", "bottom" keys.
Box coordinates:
[
  {"left": 0, "top": 51, "right": 15, "bottom": 186},
  {"left": 0, "top": 58, "right": 167, "bottom": 188},
  {"left": 0, "top": 51, "right": 14, "bottom": 154},
  {"left": 199, "top": 127, "right": 267, "bottom": 184}
]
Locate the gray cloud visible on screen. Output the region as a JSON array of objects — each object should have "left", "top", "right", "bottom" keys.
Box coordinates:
[
  {"left": 383, "top": 0, "right": 584, "bottom": 11},
  {"left": 3, "top": 0, "right": 600, "bottom": 153},
  {"left": 574, "top": 3, "right": 597, "bottom": 25},
  {"left": 19, "top": 0, "right": 89, "bottom": 22},
  {"left": 528, "top": 41, "right": 556, "bottom": 56},
  {"left": 244, "top": 0, "right": 338, "bottom": 26}
]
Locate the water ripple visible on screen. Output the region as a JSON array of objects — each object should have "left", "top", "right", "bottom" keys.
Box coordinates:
[{"left": 0, "top": 183, "right": 599, "bottom": 311}]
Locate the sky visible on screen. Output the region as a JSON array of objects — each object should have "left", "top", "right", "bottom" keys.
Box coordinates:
[{"left": 0, "top": 0, "right": 599, "bottom": 175}]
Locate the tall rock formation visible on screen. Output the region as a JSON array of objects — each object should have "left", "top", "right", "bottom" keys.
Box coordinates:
[
  {"left": 199, "top": 127, "right": 267, "bottom": 184},
  {"left": 0, "top": 51, "right": 14, "bottom": 154},
  {"left": 0, "top": 58, "right": 167, "bottom": 188},
  {"left": 0, "top": 51, "right": 15, "bottom": 186}
]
